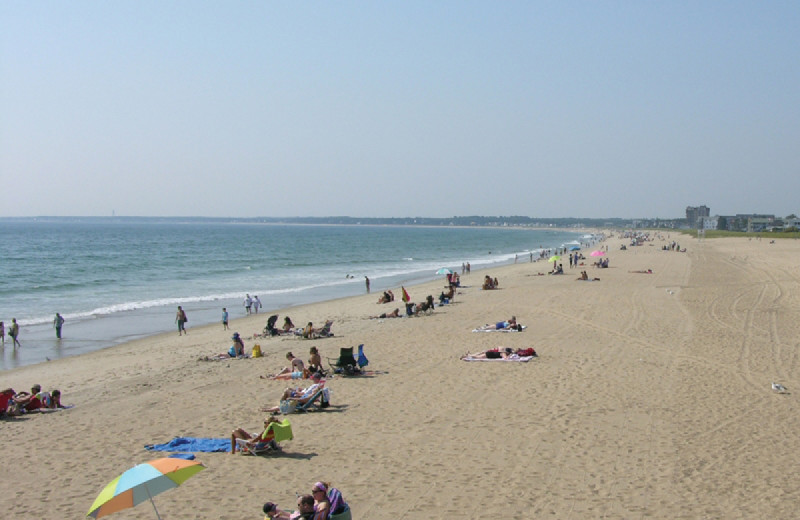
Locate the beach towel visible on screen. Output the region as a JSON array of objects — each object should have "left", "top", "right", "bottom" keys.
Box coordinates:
[
  {"left": 145, "top": 437, "right": 230, "bottom": 452},
  {"left": 462, "top": 355, "right": 536, "bottom": 362},
  {"left": 472, "top": 325, "right": 527, "bottom": 333}
]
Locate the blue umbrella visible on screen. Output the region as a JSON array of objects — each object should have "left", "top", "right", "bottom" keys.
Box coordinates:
[
  {"left": 436, "top": 268, "right": 453, "bottom": 275},
  {"left": 569, "top": 246, "right": 580, "bottom": 251}
]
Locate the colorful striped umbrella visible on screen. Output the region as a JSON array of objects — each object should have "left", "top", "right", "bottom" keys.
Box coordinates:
[
  {"left": 87, "top": 458, "right": 205, "bottom": 519},
  {"left": 590, "top": 250, "right": 606, "bottom": 257}
]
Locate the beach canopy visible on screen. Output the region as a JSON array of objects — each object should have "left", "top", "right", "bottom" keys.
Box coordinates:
[{"left": 87, "top": 458, "right": 205, "bottom": 519}]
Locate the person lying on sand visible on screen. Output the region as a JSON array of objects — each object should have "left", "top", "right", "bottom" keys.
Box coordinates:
[
  {"left": 461, "top": 347, "right": 536, "bottom": 360},
  {"left": 370, "top": 308, "right": 401, "bottom": 319},
  {"left": 629, "top": 269, "right": 653, "bottom": 274},
  {"left": 476, "top": 317, "right": 520, "bottom": 331},
  {"left": 263, "top": 352, "right": 308, "bottom": 380}
]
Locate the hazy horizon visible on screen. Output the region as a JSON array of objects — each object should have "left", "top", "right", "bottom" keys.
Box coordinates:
[{"left": 2, "top": 2, "right": 799, "bottom": 219}]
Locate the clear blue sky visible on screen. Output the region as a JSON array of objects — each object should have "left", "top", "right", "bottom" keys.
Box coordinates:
[{"left": 2, "top": 2, "right": 798, "bottom": 219}]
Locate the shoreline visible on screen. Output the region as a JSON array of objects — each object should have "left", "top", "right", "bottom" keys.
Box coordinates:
[{"left": 2, "top": 228, "right": 595, "bottom": 371}]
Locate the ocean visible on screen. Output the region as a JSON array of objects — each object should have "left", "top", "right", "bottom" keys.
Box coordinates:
[{"left": 0, "top": 220, "right": 588, "bottom": 370}]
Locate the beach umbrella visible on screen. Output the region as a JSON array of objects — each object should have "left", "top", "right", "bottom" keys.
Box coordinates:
[
  {"left": 590, "top": 250, "right": 605, "bottom": 257},
  {"left": 436, "top": 268, "right": 453, "bottom": 275},
  {"left": 569, "top": 246, "right": 580, "bottom": 251},
  {"left": 548, "top": 256, "right": 561, "bottom": 263},
  {"left": 87, "top": 458, "right": 205, "bottom": 519}
]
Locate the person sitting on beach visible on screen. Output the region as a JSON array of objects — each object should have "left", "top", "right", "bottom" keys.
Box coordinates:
[
  {"left": 440, "top": 286, "right": 455, "bottom": 302},
  {"left": 262, "top": 372, "right": 327, "bottom": 413},
  {"left": 376, "top": 290, "right": 394, "bottom": 304},
  {"left": 10, "top": 384, "right": 43, "bottom": 412},
  {"left": 576, "top": 270, "right": 589, "bottom": 280},
  {"left": 282, "top": 316, "right": 295, "bottom": 333},
  {"left": 312, "top": 481, "right": 348, "bottom": 518},
  {"left": 477, "top": 316, "right": 520, "bottom": 331},
  {"left": 264, "top": 352, "right": 309, "bottom": 380},
  {"left": 482, "top": 275, "right": 495, "bottom": 290},
  {"left": 370, "top": 308, "right": 401, "bottom": 319},
  {"left": 302, "top": 322, "right": 315, "bottom": 339},
  {"left": 200, "top": 333, "right": 246, "bottom": 361},
  {"left": 307, "top": 346, "right": 324, "bottom": 375},
  {"left": 230, "top": 415, "right": 280, "bottom": 454},
  {"left": 415, "top": 295, "right": 435, "bottom": 315}
]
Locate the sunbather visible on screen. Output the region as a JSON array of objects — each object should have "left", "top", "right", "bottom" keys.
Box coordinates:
[
  {"left": 265, "top": 352, "right": 308, "bottom": 379},
  {"left": 307, "top": 346, "right": 324, "bottom": 374},
  {"left": 376, "top": 290, "right": 394, "bottom": 304},
  {"left": 312, "top": 481, "right": 348, "bottom": 517},
  {"left": 302, "top": 322, "right": 314, "bottom": 339},
  {"left": 629, "top": 269, "right": 653, "bottom": 274},
  {"left": 230, "top": 415, "right": 279, "bottom": 454},
  {"left": 370, "top": 308, "right": 401, "bottom": 319},
  {"left": 262, "top": 373, "right": 326, "bottom": 413},
  {"left": 477, "top": 316, "right": 519, "bottom": 331},
  {"left": 282, "top": 316, "right": 295, "bottom": 332},
  {"left": 461, "top": 347, "right": 536, "bottom": 360}
]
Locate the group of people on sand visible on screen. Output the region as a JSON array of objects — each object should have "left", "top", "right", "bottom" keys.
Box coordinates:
[
  {"left": 1, "top": 384, "right": 66, "bottom": 417},
  {"left": 262, "top": 348, "right": 325, "bottom": 380},
  {"left": 376, "top": 290, "right": 394, "bottom": 304},
  {"left": 262, "top": 481, "right": 349, "bottom": 519},
  {"left": 482, "top": 275, "right": 499, "bottom": 290},
  {"left": 576, "top": 271, "right": 600, "bottom": 281},
  {"left": 0, "top": 318, "right": 21, "bottom": 348}
]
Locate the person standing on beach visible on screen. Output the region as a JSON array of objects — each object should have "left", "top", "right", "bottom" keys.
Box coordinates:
[
  {"left": 53, "top": 313, "right": 65, "bottom": 339},
  {"left": 176, "top": 306, "right": 187, "bottom": 336},
  {"left": 0, "top": 321, "right": 4, "bottom": 346},
  {"left": 244, "top": 294, "right": 252, "bottom": 315},
  {"left": 365, "top": 276, "right": 370, "bottom": 293},
  {"left": 222, "top": 308, "right": 229, "bottom": 330},
  {"left": 253, "top": 295, "right": 262, "bottom": 314},
  {"left": 9, "top": 318, "right": 20, "bottom": 348}
]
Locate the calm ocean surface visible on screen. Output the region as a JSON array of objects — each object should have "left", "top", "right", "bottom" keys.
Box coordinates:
[{"left": 0, "top": 220, "right": 586, "bottom": 370}]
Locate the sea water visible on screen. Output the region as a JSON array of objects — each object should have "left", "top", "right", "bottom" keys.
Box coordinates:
[{"left": 0, "top": 220, "right": 587, "bottom": 369}]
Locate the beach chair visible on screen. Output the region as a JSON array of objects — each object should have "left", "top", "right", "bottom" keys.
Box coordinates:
[
  {"left": 327, "top": 346, "right": 362, "bottom": 376},
  {"left": 236, "top": 418, "right": 293, "bottom": 455},
  {"left": 329, "top": 504, "right": 352, "bottom": 520},
  {"left": 312, "top": 320, "right": 334, "bottom": 338},
  {"left": 264, "top": 315, "right": 279, "bottom": 336},
  {"left": 295, "top": 386, "right": 329, "bottom": 412}
]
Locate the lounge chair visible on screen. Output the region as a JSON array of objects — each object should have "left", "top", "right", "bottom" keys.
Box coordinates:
[
  {"left": 295, "top": 387, "right": 329, "bottom": 412},
  {"left": 327, "top": 345, "right": 362, "bottom": 376},
  {"left": 264, "top": 315, "right": 279, "bottom": 336},
  {"left": 236, "top": 418, "right": 293, "bottom": 455},
  {"left": 311, "top": 320, "right": 334, "bottom": 339}
]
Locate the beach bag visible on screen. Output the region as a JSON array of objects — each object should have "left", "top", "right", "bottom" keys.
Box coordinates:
[
  {"left": 251, "top": 344, "right": 262, "bottom": 358},
  {"left": 279, "top": 400, "right": 297, "bottom": 414}
]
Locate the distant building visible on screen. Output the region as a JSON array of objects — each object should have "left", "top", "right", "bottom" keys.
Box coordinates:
[
  {"left": 700, "top": 216, "right": 720, "bottom": 230},
  {"left": 686, "top": 205, "right": 710, "bottom": 228}
]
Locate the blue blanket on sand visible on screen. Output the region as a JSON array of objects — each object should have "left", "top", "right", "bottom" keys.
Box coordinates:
[{"left": 145, "top": 437, "right": 229, "bottom": 453}]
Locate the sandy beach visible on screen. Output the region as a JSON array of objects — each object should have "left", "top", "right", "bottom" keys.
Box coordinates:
[{"left": 4, "top": 233, "right": 800, "bottom": 519}]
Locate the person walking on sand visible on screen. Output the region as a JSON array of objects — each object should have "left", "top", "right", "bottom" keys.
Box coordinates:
[
  {"left": 364, "top": 276, "right": 370, "bottom": 293},
  {"left": 222, "top": 307, "right": 229, "bottom": 330},
  {"left": 9, "top": 318, "right": 20, "bottom": 348},
  {"left": 53, "top": 312, "right": 65, "bottom": 339},
  {"left": 244, "top": 294, "right": 252, "bottom": 315},
  {"left": 175, "top": 306, "right": 188, "bottom": 336},
  {"left": 253, "top": 295, "right": 262, "bottom": 314}
]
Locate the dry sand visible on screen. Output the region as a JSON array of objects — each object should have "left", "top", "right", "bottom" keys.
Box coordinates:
[{"left": 3, "top": 233, "right": 800, "bottom": 519}]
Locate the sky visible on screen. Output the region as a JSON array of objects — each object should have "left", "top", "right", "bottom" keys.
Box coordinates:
[{"left": 1, "top": 1, "right": 799, "bottom": 219}]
